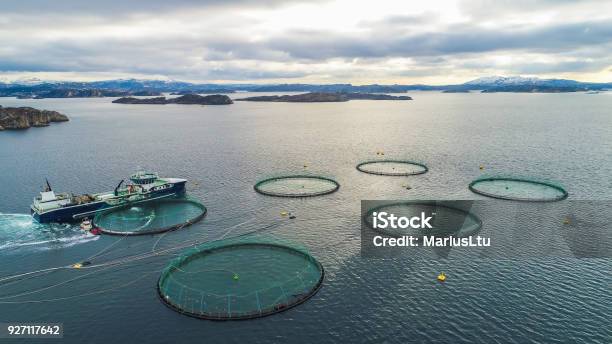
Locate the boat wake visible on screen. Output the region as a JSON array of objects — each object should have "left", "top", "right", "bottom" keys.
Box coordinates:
[{"left": 0, "top": 213, "right": 98, "bottom": 253}]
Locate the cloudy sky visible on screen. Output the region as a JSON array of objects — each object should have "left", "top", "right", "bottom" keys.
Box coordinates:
[{"left": 1, "top": 0, "right": 611, "bottom": 84}]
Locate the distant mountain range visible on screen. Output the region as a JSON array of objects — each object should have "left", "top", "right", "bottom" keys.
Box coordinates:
[
  {"left": 459, "top": 76, "right": 611, "bottom": 93},
  {"left": 0, "top": 76, "right": 610, "bottom": 98}
]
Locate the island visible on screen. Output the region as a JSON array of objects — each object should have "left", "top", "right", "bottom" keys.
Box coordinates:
[
  {"left": 235, "top": 92, "right": 412, "bottom": 102},
  {"left": 112, "top": 94, "right": 233, "bottom": 105},
  {"left": 170, "top": 89, "right": 235, "bottom": 95},
  {"left": 442, "top": 89, "right": 470, "bottom": 93},
  {"left": 0, "top": 106, "right": 69, "bottom": 131},
  {"left": 113, "top": 96, "right": 168, "bottom": 104}
]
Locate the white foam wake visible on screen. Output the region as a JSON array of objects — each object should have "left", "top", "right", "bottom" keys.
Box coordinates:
[{"left": 0, "top": 213, "right": 99, "bottom": 253}]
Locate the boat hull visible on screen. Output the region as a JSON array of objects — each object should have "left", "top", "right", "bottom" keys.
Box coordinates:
[
  {"left": 32, "top": 201, "right": 107, "bottom": 223},
  {"left": 32, "top": 181, "right": 186, "bottom": 223}
]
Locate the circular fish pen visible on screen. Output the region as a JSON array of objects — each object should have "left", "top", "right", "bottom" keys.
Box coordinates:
[
  {"left": 356, "top": 160, "right": 428, "bottom": 176},
  {"left": 93, "top": 196, "right": 206, "bottom": 236},
  {"left": 254, "top": 175, "right": 339, "bottom": 197},
  {"left": 469, "top": 177, "right": 568, "bottom": 202},
  {"left": 157, "top": 236, "right": 324, "bottom": 320},
  {"left": 363, "top": 202, "right": 482, "bottom": 237}
]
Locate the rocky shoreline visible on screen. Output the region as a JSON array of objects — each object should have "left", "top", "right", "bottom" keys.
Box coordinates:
[{"left": 0, "top": 106, "right": 69, "bottom": 130}]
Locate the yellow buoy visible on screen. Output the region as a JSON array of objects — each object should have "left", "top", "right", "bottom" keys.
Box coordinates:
[
  {"left": 437, "top": 272, "right": 446, "bottom": 282},
  {"left": 72, "top": 263, "right": 82, "bottom": 269},
  {"left": 280, "top": 211, "right": 288, "bottom": 216},
  {"left": 479, "top": 165, "right": 484, "bottom": 170},
  {"left": 563, "top": 218, "right": 571, "bottom": 225}
]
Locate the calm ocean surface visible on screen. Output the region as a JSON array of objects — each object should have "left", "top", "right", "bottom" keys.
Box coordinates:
[{"left": 0, "top": 92, "right": 610, "bottom": 343}]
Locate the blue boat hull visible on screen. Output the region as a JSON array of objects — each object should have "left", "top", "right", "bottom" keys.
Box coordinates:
[
  {"left": 32, "top": 181, "right": 186, "bottom": 224},
  {"left": 32, "top": 202, "right": 107, "bottom": 223}
]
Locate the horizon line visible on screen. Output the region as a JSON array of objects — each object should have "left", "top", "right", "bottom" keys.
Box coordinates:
[{"left": 2, "top": 75, "right": 612, "bottom": 86}]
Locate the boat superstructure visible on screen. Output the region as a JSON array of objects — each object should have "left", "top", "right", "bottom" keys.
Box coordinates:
[{"left": 31, "top": 171, "right": 186, "bottom": 223}]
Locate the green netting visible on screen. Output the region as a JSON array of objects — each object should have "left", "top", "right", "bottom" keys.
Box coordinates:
[
  {"left": 157, "top": 235, "right": 324, "bottom": 320},
  {"left": 356, "top": 160, "right": 428, "bottom": 176},
  {"left": 363, "top": 202, "right": 482, "bottom": 237},
  {"left": 93, "top": 196, "right": 206, "bottom": 235},
  {"left": 254, "top": 175, "right": 339, "bottom": 197},
  {"left": 469, "top": 177, "right": 568, "bottom": 202}
]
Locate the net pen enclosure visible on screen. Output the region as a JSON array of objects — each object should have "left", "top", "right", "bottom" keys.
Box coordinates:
[
  {"left": 157, "top": 235, "right": 324, "bottom": 320},
  {"left": 93, "top": 195, "right": 206, "bottom": 235}
]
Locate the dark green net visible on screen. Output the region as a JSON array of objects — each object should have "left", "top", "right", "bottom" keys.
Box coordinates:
[
  {"left": 469, "top": 177, "right": 568, "bottom": 202},
  {"left": 93, "top": 196, "right": 206, "bottom": 235},
  {"left": 254, "top": 175, "right": 339, "bottom": 197},
  {"left": 356, "top": 160, "right": 428, "bottom": 176},
  {"left": 157, "top": 235, "right": 324, "bottom": 320}
]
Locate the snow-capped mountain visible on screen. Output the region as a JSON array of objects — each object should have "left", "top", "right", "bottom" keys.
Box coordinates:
[
  {"left": 1, "top": 75, "right": 610, "bottom": 95},
  {"left": 463, "top": 76, "right": 582, "bottom": 87}
]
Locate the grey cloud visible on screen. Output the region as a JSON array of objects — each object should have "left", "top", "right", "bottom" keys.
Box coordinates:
[
  {"left": 513, "top": 59, "right": 612, "bottom": 74},
  {"left": 0, "top": 1, "right": 611, "bottom": 81},
  {"left": 457, "top": 0, "right": 597, "bottom": 20},
  {"left": 0, "top": 0, "right": 321, "bottom": 15},
  {"left": 2, "top": 18, "right": 611, "bottom": 79},
  {"left": 260, "top": 20, "right": 612, "bottom": 59},
  {"left": 453, "top": 53, "right": 612, "bottom": 75},
  {"left": 357, "top": 12, "right": 439, "bottom": 30},
  {"left": 203, "top": 68, "right": 306, "bottom": 80}
]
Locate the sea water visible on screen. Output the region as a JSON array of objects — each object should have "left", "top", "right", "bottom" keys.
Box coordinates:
[{"left": 0, "top": 92, "right": 610, "bottom": 343}]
